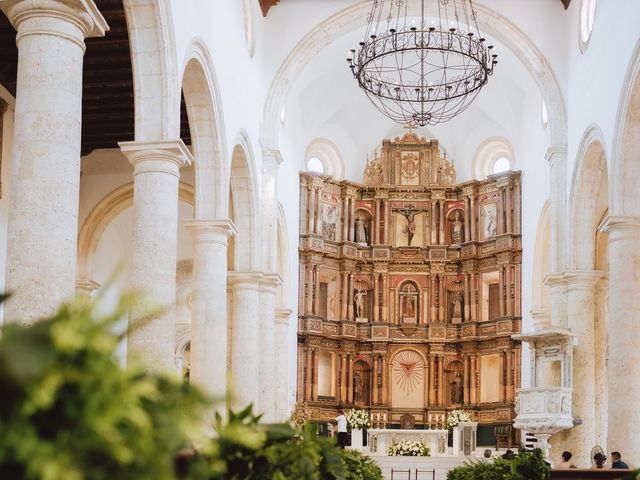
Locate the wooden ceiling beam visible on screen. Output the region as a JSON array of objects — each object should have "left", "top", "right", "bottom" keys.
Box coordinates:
[{"left": 259, "top": 0, "right": 279, "bottom": 17}]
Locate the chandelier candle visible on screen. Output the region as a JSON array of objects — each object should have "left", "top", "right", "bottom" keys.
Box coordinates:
[{"left": 347, "top": 0, "right": 498, "bottom": 126}]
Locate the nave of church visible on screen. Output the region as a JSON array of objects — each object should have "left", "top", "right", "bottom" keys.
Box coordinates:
[{"left": 1, "top": 0, "right": 640, "bottom": 477}]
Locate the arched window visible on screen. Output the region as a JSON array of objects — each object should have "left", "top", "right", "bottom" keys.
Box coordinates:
[
  {"left": 304, "top": 138, "right": 345, "bottom": 178},
  {"left": 492, "top": 156, "right": 511, "bottom": 175},
  {"left": 243, "top": 0, "right": 255, "bottom": 57},
  {"left": 473, "top": 138, "right": 515, "bottom": 179},
  {"left": 580, "top": 0, "right": 596, "bottom": 50},
  {"left": 541, "top": 100, "right": 549, "bottom": 129},
  {"left": 306, "top": 156, "right": 325, "bottom": 173}
]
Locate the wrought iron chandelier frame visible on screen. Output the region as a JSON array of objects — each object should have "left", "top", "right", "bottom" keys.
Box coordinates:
[{"left": 347, "top": 0, "right": 498, "bottom": 126}]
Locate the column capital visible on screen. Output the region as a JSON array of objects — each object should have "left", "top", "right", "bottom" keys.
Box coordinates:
[
  {"left": 262, "top": 148, "right": 283, "bottom": 169},
  {"left": 1, "top": 0, "right": 108, "bottom": 46},
  {"left": 119, "top": 140, "right": 193, "bottom": 177},
  {"left": 260, "top": 272, "right": 282, "bottom": 291},
  {"left": 184, "top": 218, "right": 237, "bottom": 246},
  {"left": 545, "top": 144, "right": 568, "bottom": 164},
  {"left": 75, "top": 276, "right": 99, "bottom": 298},
  {"left": 227, "top": 271, "right": 263, "bottom": 289},
  {"left": 562, "top": 269, "right": 604, "bottom": 291},
  {"left": 599, "top": 215, "right": 640, "bottom": 237},
  {"left": 544, "top": 272, "right": 567, "bottom": 289},
  {"left": 275, "top": 307, "right": 292, "bottom": 326}
]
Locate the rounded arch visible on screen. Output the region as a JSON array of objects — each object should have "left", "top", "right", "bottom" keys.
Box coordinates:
[
  {"left": 568, "top": 125, "right": 608, "bottom": 270},
  {"left": 77, "top": 183, "right": 195, "bottom": 282},
  {"left": 532, "top": 200, "right": 552, "bottom": 327},
  {"left": 181, "top": 39, "right": 228, "bottom": 219},
  {"left": 472, "top": 136, "right": 516, "bottom": 180},
  {"left": 611, "top": 39, "right": 640, "bottom": 215},
  {"left": 229, "top": 135, "right": 260, "bottom": 271},
  {"left": 123, "top": 0, "right": 179, "bottom": 140},
  {"left": 262, "top": 1, "right": 567, "bottom": 151}
]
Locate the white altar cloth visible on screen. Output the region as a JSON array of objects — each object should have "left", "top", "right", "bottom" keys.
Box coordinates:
[{"left": 367, "top": 428, "right": 448, "bottom": 456}]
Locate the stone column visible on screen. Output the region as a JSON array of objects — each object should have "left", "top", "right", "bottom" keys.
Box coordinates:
[
  {"left": 382, "top": 273, "right": 389, "bottom": 322},
  {"left": 506, "top": 265, "right": 513, "bottom": 316},
  {"left": 305, "top": 348, "right": 313, "bottom": 400},
  {"left": 437, "top": 355, "right": 444, "bottom": 405},
  {"left": 464, "top": 197, "right": 471, "bottom": 242},
  {"left": 315, "top": 187, "right": 322, "bottom": 235},
  {"left": 602, "top": 216, "right": 640, "bottom": 465},
  {"left": 506, "top": 184, "right": 513, "bottom": 233},
  {"left": 274, "top": 308, "right": 292, "bottom": 420},
  {"left": 463, "top": 355, "right": 471, "bottom": 404},
  {"left": 312, "top": 349, "right": 319, "bottom": 400},
  {"left": 2, "top": 0, "right": 107, "bottom": 323},
  {"left": 438, "top": 275, "right": 445, "bottom": 322},
  {"left": 498, "top": 266, "right": 505, "bottom": 317},
  {"left": 342, "top": 197, "right": 348, "bottom": 241},
  {"left": 545, "top": 274, "right": 568, "bottom": 328},
  {"left": 464, "top": 273, "right": 470, "bottom": 321},
  {"left": 341, "top": 271, "right": 348, "bottom": 320},
  {"left": 119, "top": 140, "right": 192, "bottom": 371},
  {"left": 259, "top": 273, "right": 281, "bottom": 421},
  {"left": 340, "top": 353, "right": 347, "bottom": 401},
  {"left": 313, "top": 264, "right": 320, "bottom": 315},
  {"left": 185, "top": 219, "right": 236, "bottom": 398},
  {"left": 430, "top": 199, "right": 437, "bottom": 244},
  {"left": 261, "top": 150, "right": 281, "bottom": 272},
  {"left": 308, "top": 186, "right": 316, "bottom": 234},
  {"left": 506, "top": 347, "right": 513, "bottom": 400},
  {"left": 471, "top": 273, "right": 477, "bottom": 321},
  {"left": 499, "top": 350, "right": 506, "bottom": 402},
  {"left": 300, "top": 184, "right": 308, "bottom": 235},
  {"left": 347, "top": 273, "right": 354, "bottom": 320},
  {"left": 228, "top": 272, "right": 262, "bottom": 410},
  {"left": 373, "top": 273, "right": 379, "bottom": 322},
  {"left": 347, "top": 354, "right": 354, "bottom": 403},
  {"left": 430, "top": 276, "right": 436, "bottom": 323},
  {"left": 470, "top": 196, "right": 477, "bottom": 241},
  {"left": 374, "top": 199, "right": 380, "bottom": 244},
  {"left": 546, "top": 146, "right": 568, "bottom": 273},
  {"left": 349, "top": 197, "right": 355, "bottom": 242},
  {"left": 439, "top": 200, "right": 445, "bottom": 245},
  {"left": 562, "top": 270, "right": 603, "bottom": 466},
  {"left": 372, "top": 354, "right": 379, "bottom": 405},
  {"left": 429, "top": 355, "right": 436, "bottom": 405},
  {"left": 381, "top": 354, "right": 388, "bottom": 404}
]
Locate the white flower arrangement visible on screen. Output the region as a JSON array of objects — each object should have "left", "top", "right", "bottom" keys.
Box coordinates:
[
  {"left": 446, "top": 409, "right": 471, "bottom": 429},
  {"left": 346, "top": 409, "right": 372, "bottom": 430},
  {"left": 388, "top": 440, "right": 431, "bottom": 456}
]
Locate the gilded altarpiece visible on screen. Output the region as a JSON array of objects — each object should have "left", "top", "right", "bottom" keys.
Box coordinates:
[{"left": 297, "top": 133, "right": 522, "bottom": 438}]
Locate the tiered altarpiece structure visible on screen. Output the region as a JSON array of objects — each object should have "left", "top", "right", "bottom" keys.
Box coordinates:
[{"left": 297, "top": 133, "right": 522, "bottom": 438}]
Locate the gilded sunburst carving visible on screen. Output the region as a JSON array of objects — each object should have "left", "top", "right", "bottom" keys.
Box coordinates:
[{"left": 392, "top": 350, "right": 424, "bottom": 395}]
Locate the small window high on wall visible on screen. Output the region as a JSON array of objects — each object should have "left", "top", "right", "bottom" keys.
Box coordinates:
[
  {"left": 306, "top": 156, "right": 325, "bottom": 174},
  {"left": 579, "top": 0, "right": 596, "bottom": 51},
  {"left": 492, "top": 157, "right": 511, "bottom": 175}
]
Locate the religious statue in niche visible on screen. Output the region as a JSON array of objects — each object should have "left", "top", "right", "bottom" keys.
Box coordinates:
[
  {"left": 450, "top": 372, "right": 464, "bottom": 404},
  {"left": 353, "top": 371, "right": 364, "bottom": 403},
  {"left": 482, "top": 203, "right": 497, "bottom": 238},
  {"left": 451, "top": 210, "right": 464, "bottom": 244},
  {"left": 355, "top": 288, "right": 367, "bottom": 320},
  {"left": 451, "top": 291, "right": 463, "bottom": 324},
  {"left": 322, "top": 203, "right": 337, "bottom": 240},
  {"left": 399, "top": 282, "right": 419, "bottom": 323},
  {"left": 354, "top": 212, "right": 370, "bottom": 245}
]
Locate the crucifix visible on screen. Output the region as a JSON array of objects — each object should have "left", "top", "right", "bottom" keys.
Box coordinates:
[{"left": 394, "top": 205, "right": 426, "bottom": 246}]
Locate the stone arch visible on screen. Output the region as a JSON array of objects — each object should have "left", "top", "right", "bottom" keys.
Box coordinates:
[
  {"left": 531, "top": 200, "right": 551, "bottom": 329},
  {"left": 77, "top": 182, "right": 195, "bottom": 283},
  {"left": 262, "top": 1, "right": 567, "bottom": 151},
  {"left": 568, "top": 125, "right": 608, "bottom": 270},
  {"left": 181, "top": 39, "right": 228, "bottom": 219},
  {"left": 123, "top": 0, "right": 180, "bottom": 140},
  {"left": 610, "top": 39, "right": 640, "bottom": 215},
  {"left": 229, "top": 136, "right": 259, "bottom": 271}
]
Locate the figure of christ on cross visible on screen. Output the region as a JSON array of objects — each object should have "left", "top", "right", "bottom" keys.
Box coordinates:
[{"left": 396, "top": 206, "right": 425, "bottom": 247}]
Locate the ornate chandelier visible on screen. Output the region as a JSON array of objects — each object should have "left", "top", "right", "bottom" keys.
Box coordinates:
[{"left": 347, "top": 0, "right": 498, "bottom": 126}]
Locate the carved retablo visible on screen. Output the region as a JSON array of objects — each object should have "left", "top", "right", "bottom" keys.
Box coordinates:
[{"left": 297, "top": 133, "right": 522, "bottom": 440}]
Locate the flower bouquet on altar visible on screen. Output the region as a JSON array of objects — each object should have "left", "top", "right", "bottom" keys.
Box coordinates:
[
  {"left": 388, "top": 440, "right": 431, "bottom": 456},
  {"left": 446, "top": 409, "right": 471, "bottom": 429},
  {"left": 346, "top": 408, "right": 372, "bottom": 430}
]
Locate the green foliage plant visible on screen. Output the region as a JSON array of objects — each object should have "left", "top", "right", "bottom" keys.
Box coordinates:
[
  {"left": 0, "top": 294, "right": 210, "bottom": 480},
  {"left": 447, "top": 450, "right": 550, "bottom": 480}
]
